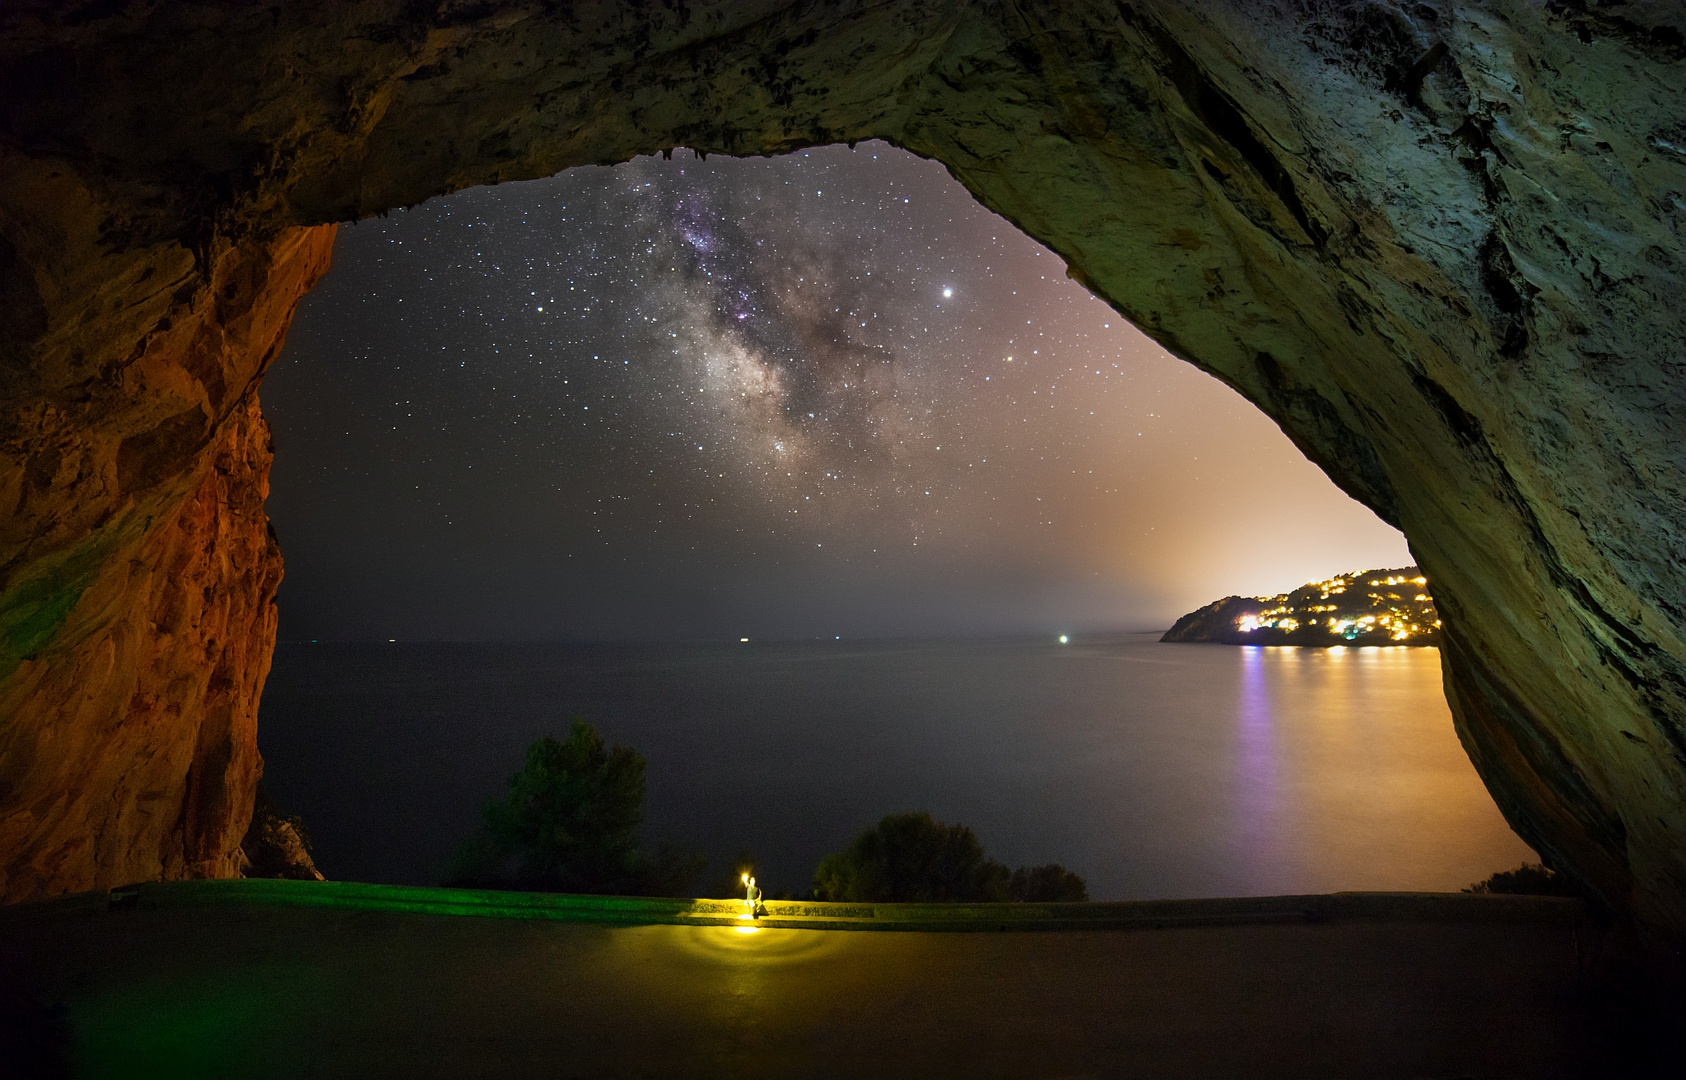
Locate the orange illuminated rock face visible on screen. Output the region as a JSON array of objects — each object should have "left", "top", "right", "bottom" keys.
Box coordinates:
[
  {"left": 1, "top": 2, "right": 1683, "bottom": 956},
  {"left": 0, "top": 209, "right": 333, "bottom": 901}
]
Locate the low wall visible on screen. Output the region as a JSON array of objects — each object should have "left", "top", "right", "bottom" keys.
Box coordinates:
[{"left": 16, "top": 878, "right": 1585, "bottom": 933}]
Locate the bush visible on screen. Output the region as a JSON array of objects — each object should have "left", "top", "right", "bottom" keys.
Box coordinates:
[
  {"left": 812, "top": 812, "right": 1087, "bottom": 903},
  {"left": 1463, "top": 862, "right": 1578, "bottom": 897},
  {"left": 448, "top": 720, "right": 704, "bottom": 896},
  {"left": 1010, "top": 862, "right": 1089, "bottom": 903},
  {"left": 637, "top": 842, "right": 711, "bottom": 898}
]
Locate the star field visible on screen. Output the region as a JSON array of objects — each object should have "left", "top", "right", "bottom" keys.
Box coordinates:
[{"left": 263, "top": 144, "right": 1408, "bottom": 640}]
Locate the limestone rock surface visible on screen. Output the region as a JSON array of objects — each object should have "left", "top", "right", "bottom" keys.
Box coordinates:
[
  {"left": 241, "top": 787, "right": 325, "bottom": 882},
  {"left": 0, "top": 197, "right": 334, "bottom": 897},
  {"left": 1, "top": 1, "right": 1683, "bottom": 955}
]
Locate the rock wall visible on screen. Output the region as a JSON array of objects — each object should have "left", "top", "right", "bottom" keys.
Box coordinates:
[
  {"left": 2, "top": 1, "right": 1682, "bottom": 951},
  {"left": 0, "top": 145, "right": 335, "bottom": 896}
]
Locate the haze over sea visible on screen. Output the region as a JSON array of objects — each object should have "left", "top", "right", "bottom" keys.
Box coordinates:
[{"left": 259, "top": 634, "right": 1535, "bottom": 900}]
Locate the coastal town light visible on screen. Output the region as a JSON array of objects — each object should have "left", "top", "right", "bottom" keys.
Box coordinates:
[{"left": 1203, "top": 567, "right": 1440, "bottom": 644}]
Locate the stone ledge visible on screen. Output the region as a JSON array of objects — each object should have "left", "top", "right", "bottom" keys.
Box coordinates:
[{"left": 6, "top": 878, "right": 1585, "bottom": 932}]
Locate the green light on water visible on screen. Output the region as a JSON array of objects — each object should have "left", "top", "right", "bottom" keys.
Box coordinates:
[{"left": 74, "top": 967, "right": 322, "bottom": 1080}]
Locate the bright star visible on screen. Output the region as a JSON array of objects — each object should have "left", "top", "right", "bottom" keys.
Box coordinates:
[{"left": 942, "top": 287, "right": 953, "bottom": 298}]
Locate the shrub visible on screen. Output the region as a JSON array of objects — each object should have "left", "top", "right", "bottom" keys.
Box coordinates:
[
  {"left": 1010, "top": 862, "right": 1088, "bottom": 902},
  {"left": 812, "top": 812, "right": 1087, "bottom": 903},
  {"left": 1463, "top": 862, "right": 1578, "bottom": 897},
  {"left": 636, "top": 842, "right": 710, "bottom": 899}
]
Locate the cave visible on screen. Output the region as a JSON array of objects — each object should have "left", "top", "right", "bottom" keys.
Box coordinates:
[{"left": 2, "top": 0, "right": 1682, "bottom": 958}]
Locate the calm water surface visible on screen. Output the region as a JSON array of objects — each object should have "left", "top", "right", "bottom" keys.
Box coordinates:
[{"left": 258, "top": 635, "right": 1535, "bottom": 899}]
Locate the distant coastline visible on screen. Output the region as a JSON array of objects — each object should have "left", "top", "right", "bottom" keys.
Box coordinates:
[{"left": 1162, "top": 567, "right": 1441, "bottom": 647}]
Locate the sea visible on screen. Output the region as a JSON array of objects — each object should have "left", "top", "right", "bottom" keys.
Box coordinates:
[{"left": 257, "top": 633, "right": 1537, "bottom": 900}]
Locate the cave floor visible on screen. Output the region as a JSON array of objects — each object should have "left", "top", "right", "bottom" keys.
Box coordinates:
[{"left": 1, "top": 882, "right": 1607, "bottom": 1079}]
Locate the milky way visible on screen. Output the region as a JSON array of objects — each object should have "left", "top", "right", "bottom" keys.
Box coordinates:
[{"left": 263, "top": 144, "right": 1408, "bottom": 641}]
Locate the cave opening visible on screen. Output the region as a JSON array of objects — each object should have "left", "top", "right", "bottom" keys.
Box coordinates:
[
  {"left": 252, "top": 143, "right": 1532, "bottom": 899},
  {"left": 5, "top": 0, "right": 1680, "bottom": 967}
]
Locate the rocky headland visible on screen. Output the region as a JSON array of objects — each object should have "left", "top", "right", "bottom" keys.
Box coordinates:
[{"left": 1163, "top": 567, "right": 1440, "bottom": 646}]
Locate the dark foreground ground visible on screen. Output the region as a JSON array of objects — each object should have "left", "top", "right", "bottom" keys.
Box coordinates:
[{"left": 0, "top": 881, "right": 1649, "bottom": 1079}]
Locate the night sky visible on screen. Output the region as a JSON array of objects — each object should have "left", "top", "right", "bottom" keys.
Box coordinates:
[{"left": 263, "top": 144, "right": 1409, "bottom": 642}]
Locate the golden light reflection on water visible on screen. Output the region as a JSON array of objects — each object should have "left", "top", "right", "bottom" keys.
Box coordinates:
[
  {"left": 1225, "top": 644, "right": 1533, "bottom": 894},
  {"left": 605, "top": 924, "right": 851, "bottom": 1018},
  {"left": 670, "top": 924, "right": 846, "bottom": 967}
]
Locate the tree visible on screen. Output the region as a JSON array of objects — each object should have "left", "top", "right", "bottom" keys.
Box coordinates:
[
  {"left": 812, "top": 812, "right": 1087, "bottom": 903},
  {"left": 449, "top": 720, "right": 702, "bottom": 895}
]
